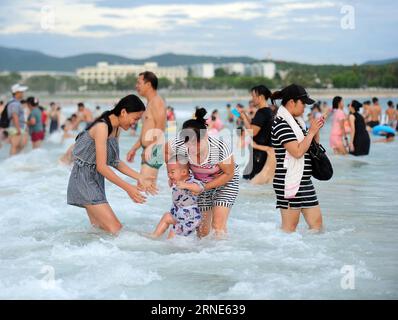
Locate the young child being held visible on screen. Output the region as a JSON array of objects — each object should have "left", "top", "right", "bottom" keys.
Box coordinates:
[{"left": 151, "top": 157, "right": 204, "bottom": 239}]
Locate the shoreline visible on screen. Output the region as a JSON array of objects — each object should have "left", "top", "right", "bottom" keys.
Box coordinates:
[{"left": 1, "top": 88, "right": 398, "bottom": 105}]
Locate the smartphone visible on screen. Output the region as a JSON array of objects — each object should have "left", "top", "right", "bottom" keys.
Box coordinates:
[{"left": 231, "top": 108, "right": 240, "bottom": 117}]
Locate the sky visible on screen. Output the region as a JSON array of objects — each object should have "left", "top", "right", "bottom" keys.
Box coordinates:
[{"left": 0, "top": 0, "right": 397, "bottom": 65}]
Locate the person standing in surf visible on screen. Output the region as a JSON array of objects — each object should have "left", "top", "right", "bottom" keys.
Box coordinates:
[
  {"left": 329, "top": 96, "right": 348, "bottom": 155},
  {"left": 348, "top": 100, "right": 370, "bottom": 156},
  {"left": 166, "top": 108, "right": 239, "bottom": 238},
  {"left": 240, "top": 85, "right": 274, "bottom": 181},
  {"left": 271, "top": 84, "right": 325, "bottom": 233},
  {"left": 126, "top": 71, "right": 167, "bottom": 186},
  {"left": 67, "top": 94, "right": 157, "bottom": 234}
]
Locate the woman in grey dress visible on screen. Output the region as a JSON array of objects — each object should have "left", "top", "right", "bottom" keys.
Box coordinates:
[{"left": 67, "top": 94, "right": 156, "bottom": 234}]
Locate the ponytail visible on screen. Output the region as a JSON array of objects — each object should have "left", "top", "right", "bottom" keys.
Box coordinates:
[
  {"left": 270, "top": 90, "right": 283, "bottom": 106},
  {"left": 181, "top": 107, "right": 208, "bottom": 142},
  {"left": 251, "top": 85, "right": 272, "bottom": 101}
]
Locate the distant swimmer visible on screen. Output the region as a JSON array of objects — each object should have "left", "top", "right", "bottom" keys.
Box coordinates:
[
  {"left": 373, "top": 132, "right": 395, "bottom": 143},
  {"left": 76, "top": 102, "right": 94, "bottom": 129},
  {"left": 367, "top": 97, "right": 382, "bottom": 129},
  {"left": 329, "top": 96, "right": 348, "bottom": 155},
  {"left": 348, "top": 100, "right": 370, "bottom": 156},
  {"left": 385, "top": 100, "right": 397, "bottom": 129},
  {"left": 49, "top": 102, "right": 61, "bottom": 134},
  {"left": 26, "top": 97, "right": 44, "bottom": 149}
]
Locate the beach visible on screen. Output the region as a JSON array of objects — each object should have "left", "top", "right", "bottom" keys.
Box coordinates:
[
  {"left": 2, "top": 88, "right": 397, "bottom": 107},
  {"left": 0, "top": 97, "right": 397, "bottom": 299}
]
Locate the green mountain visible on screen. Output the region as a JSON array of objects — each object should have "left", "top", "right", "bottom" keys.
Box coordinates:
[
  {"left": 362, "top": 58, "right": 398, "bottom": 65},
  {"left": 0, "top": 46, "right": 257, "bottom": 72}
]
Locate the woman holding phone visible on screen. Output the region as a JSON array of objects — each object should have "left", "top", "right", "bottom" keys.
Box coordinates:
[{"left": 270, "top": 84, "right": 325, "bottom": 233}]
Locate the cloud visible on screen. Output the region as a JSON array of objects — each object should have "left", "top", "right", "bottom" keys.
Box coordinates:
[
  {"left": 253, "top": 0, "right": 341, "bottom": 40},
  {"left": 0, "top": 0, "right": 264, "bottom": 37}
]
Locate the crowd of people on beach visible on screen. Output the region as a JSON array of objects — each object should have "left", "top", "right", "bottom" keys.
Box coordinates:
[{"left": 1, "top": 72, "right": 397, "bottom": 239}]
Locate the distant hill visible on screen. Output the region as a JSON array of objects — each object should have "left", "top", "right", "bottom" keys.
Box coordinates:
[
  {"left": 0, "top": 46, "right": 257, "bottom": 72},
  {"left": 362, "top": 58, "right": 398, "bottom": 65}
]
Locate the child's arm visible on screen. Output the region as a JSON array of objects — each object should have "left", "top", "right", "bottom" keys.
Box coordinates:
[{"left": 176, "top": 181, "right": 204, "bottom": 194}]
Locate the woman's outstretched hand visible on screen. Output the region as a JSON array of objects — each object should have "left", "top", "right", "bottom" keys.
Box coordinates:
[
  {"left": 126, "top": 185, "right": 147, "bottom": 203},
  {"left": 138, "top": 175, "right": 158, "bottom": 195}
]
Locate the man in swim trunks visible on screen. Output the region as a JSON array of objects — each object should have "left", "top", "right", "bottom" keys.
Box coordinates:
[
  {"left": 127, "top": 71, "right": 166, "bottom": 185},
  {"left": 367, "top": 97, "right": 382, "bottom": 128}
]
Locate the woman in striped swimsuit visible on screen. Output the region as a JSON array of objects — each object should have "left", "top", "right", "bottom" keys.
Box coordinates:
[
  {"left": 270, "top": 84, "right": 325, "bottom": 233},
  {"left": 67, "top": 95, "right": 156, "bottom": 234},
  {"left": 167, "top": 108, "right": 239, "bottom": 238}
]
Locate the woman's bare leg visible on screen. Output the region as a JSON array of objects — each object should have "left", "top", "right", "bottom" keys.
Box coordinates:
[
  {"left": 85, "top": 203, "right": 122, "bottom": 235},
  {"left": 212, "top": 206, "right": 232, "bottom": 238},
  {"left": 302, "top": 206, "right": 323, "bottom": 232},
  {"left": 197, "top": 210, "right": 213, "bottom": 238},
  {"left": 280, "top": 208, "right": 301, "bottom": 233}
]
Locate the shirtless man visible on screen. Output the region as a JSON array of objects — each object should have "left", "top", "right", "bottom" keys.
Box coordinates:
[
  {"left": 385, "top": 100, "right": 397, "bottom": 128},
  {"left": 126, "top": 71, "right": 166, "bottom": 184},
  {"left": 76, "top": 102, "right": 94, "bottom": 129},
  {"left": 368, "top": 97, "right": 382, "bottom": 128},
  {"left": 362, "top": 100, "right": 371, "bottom": 124}
]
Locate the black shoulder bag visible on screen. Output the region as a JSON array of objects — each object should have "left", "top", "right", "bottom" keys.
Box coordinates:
[{"left": 308, "top": 141, "right": 333, "bottom": 181}]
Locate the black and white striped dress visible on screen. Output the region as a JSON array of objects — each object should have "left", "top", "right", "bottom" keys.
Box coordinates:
[
  {"left": 271, "top": 117, "right": 319, "bottom": 209},
  {"left": 169, "top": 136, "right": 240, "bottom": 212},
  {"left": 67, "top": 129, "right": 120, "bottom": 208}
]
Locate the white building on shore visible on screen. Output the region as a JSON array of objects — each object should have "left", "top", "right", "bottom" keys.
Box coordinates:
[
  {"left": 218, "top": 63, "right": 246, "bottom": 75},
  {"left": 248, "top": 62, "right": 276, "bottom": 79},
  {"left": 216, "top": 62, "right": 276, "bottom": 79},
  {"left": 76, "top": 62, "right": 188, "bottom": 84},
  {"left": 190, "top": 63, "right": 215, "bottom": 79}
]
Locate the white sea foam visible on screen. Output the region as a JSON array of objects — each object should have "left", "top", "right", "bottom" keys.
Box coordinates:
[{"left": 0, "top": 99, "right": 397, "bottom": 299}]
